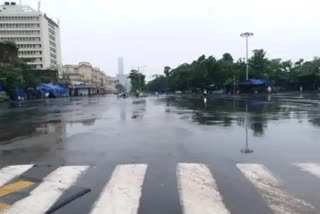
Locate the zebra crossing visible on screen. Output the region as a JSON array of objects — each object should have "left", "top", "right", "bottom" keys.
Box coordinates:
[{"left": 0, "top": 162, "right": 319, "bottom": 214}]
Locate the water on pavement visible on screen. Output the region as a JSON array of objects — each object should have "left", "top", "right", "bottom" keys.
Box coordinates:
[{"left": 0, "top": 93, "right": 320, "bottom": 214}]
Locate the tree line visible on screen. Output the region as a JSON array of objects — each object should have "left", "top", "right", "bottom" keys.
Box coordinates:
[
  {"left": 0, "top": 59, "right": 41, "bottom": 100},
  {"left": 146, "top": 49, "right": 320, "bottom": 92},
  {"left": 128, "top": 69, "right": 146, "bottom": 93}
]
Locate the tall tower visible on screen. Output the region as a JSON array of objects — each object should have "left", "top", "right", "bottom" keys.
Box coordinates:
[
  {"left": 116, "top": 57, "right": 130, "bottom": 92},
  {"left": 117, "top": 57, "right": 124, "bottom": 75}
]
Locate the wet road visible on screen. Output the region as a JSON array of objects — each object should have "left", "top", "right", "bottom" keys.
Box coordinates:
[{"left": 0, "top": 94, "right": 320, "bottom": 214}]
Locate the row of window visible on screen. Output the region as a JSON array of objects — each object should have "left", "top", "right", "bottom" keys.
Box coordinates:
[
  {"left": 51, "top": 59, "right": 57, "bottom": 65},
  {"left": 50, "top": 47, "right": 56, "bottom": 53},
  {"left": 17, "top": 44, "right": 42, "bottom": 49},
  {"left": 26, "top": 57, "right": 42, "bottom": 63},
  {"left": 49, "top": 41, "right": 56, "bottom": 47},
  {"left": 49, "top": 34, "right": 55, "bottom": 41},
  {"left": 48, "top": 23, "right": 56, "bottom": 31},
  {"left": 0, "top": 37, "right": 41, "bottom": 42},
  {"left": 0, "top": 30, "right": 40, "bottom": 35},
  {"left": 0, "top": 16, "right": 39, "bottom": 21},
  {"left": 49, "top": 28, "right": 55, "bottom": 35},
  {"left": 50, "top": 53, "right": 56, "bottom": 59},
  {"left": 19, "top": 50, "right": 42, "bottom": 56},
  {"left": 0, "top": 23, "right": 40, "bottom": 28},
  {"left": 30, "top": 64, "right": 43, "bottom": 69}
]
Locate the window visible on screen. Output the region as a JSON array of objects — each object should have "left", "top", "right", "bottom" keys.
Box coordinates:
[
  {"left": 50, "top": 53, "right": 56, "bottom": 58},
  {"left": 49, "top": 35, "right": 55, "bottom": 41},
  {"left": 51, "top": 59, "right": 57, "bottom": 65},
  {"left": 49, "top": 41, "right": 56, "bottom": 47},
  {"left": 50, "top": 47, "right": 56, "bottom": 53}
]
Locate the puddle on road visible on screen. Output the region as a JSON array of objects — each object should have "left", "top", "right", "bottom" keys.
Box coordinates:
[
  {"left": 0, "top": 95, "right": 320, "bottom": 152},
  {"left": 0, "top": 109, "right": 99, "bottom": 145},
  {"left": 165, "top": 95, "right": 320, "bottom": 136}
]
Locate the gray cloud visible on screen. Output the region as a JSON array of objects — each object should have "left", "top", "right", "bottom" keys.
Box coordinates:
[{"left": 16, "top": 0, "right": 320, "bottom": 77}]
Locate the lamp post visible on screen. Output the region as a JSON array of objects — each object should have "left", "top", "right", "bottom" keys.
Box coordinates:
[{"left": 240, "top": 32, "right": 254, "bottom": 80}]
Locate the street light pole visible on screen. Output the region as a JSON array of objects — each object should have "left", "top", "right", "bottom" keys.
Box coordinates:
[{"left": 240, "top": 32, "right": 254, "bottom": 80}]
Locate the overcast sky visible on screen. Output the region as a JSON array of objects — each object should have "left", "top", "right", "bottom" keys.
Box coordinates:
[{"left": 11, "top": 0, "right": 320, "bottom": 77}]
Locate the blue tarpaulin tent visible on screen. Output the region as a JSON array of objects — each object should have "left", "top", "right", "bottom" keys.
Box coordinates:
[
  {"left": 38, "top": 83, "right": 69, "bottom": 98},
  {"left": 16, "top": 87, "right": 25, "bottom": 99},
  {"left": 238, "top": 79, "right": 269, "bottom": 86},
  {"left": 0, "top": 85, "right": 25, "bottom": 100}
]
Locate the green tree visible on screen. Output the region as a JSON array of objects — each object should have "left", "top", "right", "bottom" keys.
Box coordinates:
[
  {"left": 164, "top": 66, "right": 171, "bottom": 77},
  {"left": 0, "top": 47, "right": 41, "bottom": 99},
  {"left": 0, "top": 66, "right": 23, "bottom": 99},
  {"left": 249, "top": 49, "right": 268, "bottom": 79},
  {"left": 147, "top": 50, "right": 320, "bottom": 93},
  {"left": 146, "top": 75, "right": 168, "bottom": 92},
  {"left": 128, "top": 69, "right": 146, "bottom": 92},
  {"left": 222, "top": 53, "right": 234, "bottom": 63},
  {"left": 115, "top": 83, "right": 126, "bottom": 93}
]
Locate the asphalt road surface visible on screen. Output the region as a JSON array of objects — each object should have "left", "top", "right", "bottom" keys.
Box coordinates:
[{"left": 0, "top": 93, "right": 320, "bottom": 214}]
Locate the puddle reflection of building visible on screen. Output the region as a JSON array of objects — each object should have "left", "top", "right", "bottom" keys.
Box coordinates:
[
  {"left": 120, "top": 100, "right": 127, "bottom": 121},
  {"left": 36, "top": 121, "right": 66, "bottom": 137}
]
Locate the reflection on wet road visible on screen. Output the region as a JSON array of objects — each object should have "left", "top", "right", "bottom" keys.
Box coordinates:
[{"left": 0, "top": 94, "right": 320, "bottom": 214}]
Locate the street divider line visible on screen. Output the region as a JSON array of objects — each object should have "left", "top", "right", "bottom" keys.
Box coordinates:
[
  {"left": 0, "top": 203, "right": 10, "bottom": 213},
  {"left": 90, "top": 164, "right": 147, "bottom": 214},
  {"left": 177, "top": 163, "right": 230, "bottom": 214},
  {"left": 294, "top": 163, "right": 320, "bottom": 178},
  {"left": 237, "top": 163, "right": 314, "bottom": 214},
  {"left": 0, "top": 165, "right": 33, "bottom": 186},
  {"left": 0, "top": 180, "right": 34, "bottom": 197},
  {"left": 4, "top": 166, "right": 88, "bottom": 214}
]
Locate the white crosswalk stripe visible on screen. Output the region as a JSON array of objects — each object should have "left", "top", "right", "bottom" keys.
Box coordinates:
[
  {"left": 4, "top": 166, "right": 88, "bottom": 214},
  {"left": 237, "top": 163, "right": 314, "bottom": 214},
  {"left": 0, "top": 165, "right": 33, "bottom": 186},
  {"left": 1, "top": 163, "right": 320, "bottom": 213},
  {"left": 177, "top": 163, "right": 230, "bottom": 214},
  {"left": 295, "top": 163, "right": 320, "bottom": 178},
  {"left": 90, "top": 164, "right": 147, "bottom": 214}
]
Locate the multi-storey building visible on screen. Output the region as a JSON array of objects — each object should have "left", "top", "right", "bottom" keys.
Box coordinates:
[
  {"left": 62, "top": 62, "right": 116, "bottom": 94},
  {"left": 0, "top": 2, "right": 62, "bottom": 74}
]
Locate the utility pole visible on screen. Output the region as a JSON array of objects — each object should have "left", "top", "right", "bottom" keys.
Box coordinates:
[{"left": 240, "top": 32, "right": 254, "bottom": 80}]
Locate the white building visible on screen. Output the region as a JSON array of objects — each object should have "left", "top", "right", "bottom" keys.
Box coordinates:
[{"left": 0, "top": 2, "right": 62, "bottom": 74}]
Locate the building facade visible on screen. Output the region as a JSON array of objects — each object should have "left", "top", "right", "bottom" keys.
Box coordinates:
[
  {"left": 62, "top": 62, "right": 116, "bottom": 95},
  {"left": 0, "top": 2, "right": 62, "bottom": 73}
]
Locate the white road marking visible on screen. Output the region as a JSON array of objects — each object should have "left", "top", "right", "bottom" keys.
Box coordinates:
[
  {"left": 237, "top": 163, "right": 314, "bottom": 214},
  {"left": 0, "top": 165, "right": 33, "bottom": 186},
  {"left": 295, "top": 163, "right": 320, "bottom": 178},
  {"left": 177, "top": 163, "right": 230, "bottom": 214},
  {"left": 90, "top": 164, "right": 147, "bottom": 214},
  {"left": 4, "top": 166, "right": 88, "bottom": 214}
]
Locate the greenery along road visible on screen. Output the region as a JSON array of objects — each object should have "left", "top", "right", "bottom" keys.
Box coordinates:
[
  {"left": 0, "top": 59, "right": 41, "bottom": 100},
  {"left": 146, "top": 49, "right": 320, "bottom": 92}
]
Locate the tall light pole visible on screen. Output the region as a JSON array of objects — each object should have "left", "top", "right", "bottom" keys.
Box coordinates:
[{"left": 240, "top": 32, "right": 254, "bottom": 80}]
